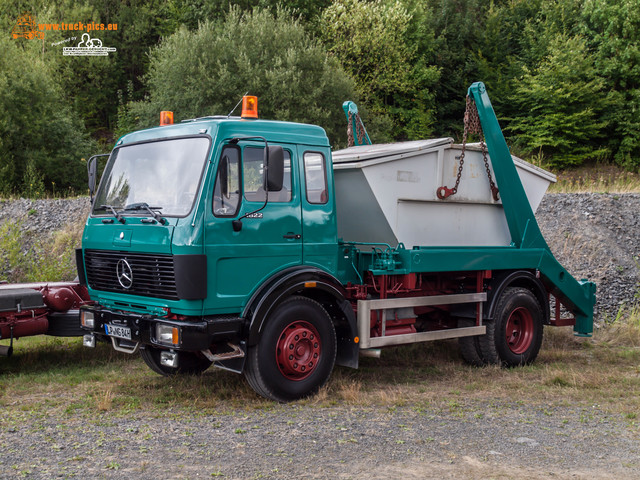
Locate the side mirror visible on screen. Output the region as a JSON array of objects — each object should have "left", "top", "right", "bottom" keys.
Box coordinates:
[
  {"left": 219, "top": 155, "right": 229, "bottom": 198},
  {"left": 87, "top": 153, "right": 110, "bottom": 202},
  {"left": 88, "top": 157, "right": 97, "bottom": 196},
  {"left": 266, "top": 146, "right": 284, "bottom": 192}
]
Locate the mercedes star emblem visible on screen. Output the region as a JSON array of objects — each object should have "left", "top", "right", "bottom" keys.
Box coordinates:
[{"left": 116, "top": 259, "right": 133, "bottom": 289}]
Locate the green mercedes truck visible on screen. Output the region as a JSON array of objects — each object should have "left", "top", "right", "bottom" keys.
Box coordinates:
[{"left": 78, "top": 83, "right": 595, "bottom": 402}]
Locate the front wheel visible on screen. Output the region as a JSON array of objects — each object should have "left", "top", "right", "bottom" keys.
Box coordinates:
[
  {"left": 245, "top": 296, "right": 336, "bottom": 402},
  {"left": 478, "top": 287, "right": 544, "bottom": 367},
  {"left": 140, "top": 346, "right": 212, "bottom": 375}
]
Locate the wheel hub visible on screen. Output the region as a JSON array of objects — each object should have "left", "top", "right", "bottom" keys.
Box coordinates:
[
  {"left": 505, "top": 307, "right": 534, "bottom": 354},
  {"left": 276, "top": 321, "right": 321, "bottom": 381}
]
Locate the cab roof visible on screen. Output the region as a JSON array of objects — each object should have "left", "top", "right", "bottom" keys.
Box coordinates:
[{"left": 117, "top": 116, "right": 330, "bottom": 148}]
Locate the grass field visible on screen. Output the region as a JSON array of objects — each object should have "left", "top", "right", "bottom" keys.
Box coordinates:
[
  {"left": 549, "top": 164, "right": 640, "bottom": 193},
  {"left": 1, "top": 314, "right": 638, "bottom": 419}
]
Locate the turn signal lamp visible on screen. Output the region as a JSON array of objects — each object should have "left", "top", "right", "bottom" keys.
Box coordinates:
[
  {"left": 241, "top": 96, "right": 258, "bottom": 119},
  {"left": 156, "top": 324, "right": 180, "bottom": 346},
  {"left": 80, "top": 310, "right": 94, "bottom": 329},
  {"left": 160, "top": 111, "right": 174, "bottom": 126}
]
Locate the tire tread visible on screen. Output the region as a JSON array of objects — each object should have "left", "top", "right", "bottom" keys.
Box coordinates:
[{"left": 458, "top": 319, "right": 486, "bottom": 366}]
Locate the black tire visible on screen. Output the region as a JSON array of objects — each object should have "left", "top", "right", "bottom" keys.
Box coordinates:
[
  {"left": 245, "top": 296, "right": 336, "bottom": 402},
  {"left": 140, "top": 346, "right": 212, "bottom": 375},
  {"left": 457, "top": 318, "right": 485, "bottom": 366},
  {"left": 478, "top": 287, "right": 544, "bottom": 367}
]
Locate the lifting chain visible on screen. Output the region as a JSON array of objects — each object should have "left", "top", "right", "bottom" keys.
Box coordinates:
[
  {"left": 437, "top": 96, "right": 499, "bottom": 201},
  {"left": 347, "top": 111, "right": 367, "bottom": 147}
]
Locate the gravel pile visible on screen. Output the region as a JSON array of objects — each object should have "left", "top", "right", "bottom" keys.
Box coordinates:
[
  {"left": 537, "top": 193, "right": 640, "bottom": 321},
  {"left": 0, "top": 197, "right": 89, "bottom": 234},
  {"left": 0, "top": 197, "right": 90, "bottom": 256}
]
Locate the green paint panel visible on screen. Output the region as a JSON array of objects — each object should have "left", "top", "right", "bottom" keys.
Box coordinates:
[{"left": 467, "top": 83, "right": 594, "bottom": 335}]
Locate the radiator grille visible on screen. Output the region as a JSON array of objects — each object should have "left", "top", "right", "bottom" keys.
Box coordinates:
[{"left": 84, "top": 250, "right": 178, "bottom": 300}]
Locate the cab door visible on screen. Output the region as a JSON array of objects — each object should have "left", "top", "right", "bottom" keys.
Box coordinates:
[
  {"left": 204, "top": 143, "right": 302, "bottom": 314},
  {"left": 297, "top": 146, "right": 339, "bottom": 276}
]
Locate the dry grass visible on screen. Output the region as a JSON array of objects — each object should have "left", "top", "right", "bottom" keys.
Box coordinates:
[
  {"left": 0, "top": 203, "right": 88, "bottom": 283},
  {"left": 549, "top": 163, "right": 640, "bottom": 193},
  {"left": 317, "top": 320, "right": 640, "bottom": 413},
  {"left": 50, "top": 204, "right": 89, "bottom": 253},
  {"left": 97, "top": 389, "right": 114, "bottom": 411},
  {"left": 597, "top": 305, "right": 640, "bottom": 348},
  {"left": 1, "top": 318, "right": 639, "bottom": 417}
]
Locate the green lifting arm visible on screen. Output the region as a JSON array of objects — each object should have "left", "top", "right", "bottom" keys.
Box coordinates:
[
  {"left": 468, "top": 82, "right": 596, "bottom": 336},
  {"left": 342, "top": 101, "right": 372, "bottom": 146}
]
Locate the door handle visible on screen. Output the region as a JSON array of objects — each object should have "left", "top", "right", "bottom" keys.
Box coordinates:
[{"left": 283, "top": 233, "right": 301, "bottom": 240}]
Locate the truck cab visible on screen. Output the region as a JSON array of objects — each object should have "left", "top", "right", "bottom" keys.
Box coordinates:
[{"left": 79, "top": 104, "right": 356, "bottom": 401}]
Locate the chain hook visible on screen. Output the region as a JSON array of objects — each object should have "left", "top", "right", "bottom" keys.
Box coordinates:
[
  {"left": 437, "top": 96, "right": 499, "bottom": 201},
  {"left": 436, "top": 186, "right": 456, "bottom": 199}
]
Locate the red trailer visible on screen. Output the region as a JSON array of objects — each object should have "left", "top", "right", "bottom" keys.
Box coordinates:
[{"left": 0, "top": 282, "right": 89, "bottom": 357}]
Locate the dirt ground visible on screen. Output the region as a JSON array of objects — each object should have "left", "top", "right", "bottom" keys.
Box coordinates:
[{"left": 1, "top": 395, "right": 638, "bottom": 479}]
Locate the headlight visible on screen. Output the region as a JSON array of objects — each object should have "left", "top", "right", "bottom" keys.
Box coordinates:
[
  {"left": 156, "top": 324, "right": 180, "bottom": 346},
  {"left": 81, "top": 310, "right": 95, "bottom": 329}
]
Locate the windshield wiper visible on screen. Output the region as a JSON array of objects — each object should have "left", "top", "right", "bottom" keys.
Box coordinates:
[
  {"left": 100, "top": 204, "right": 125, "bottom": 224},
  {"left": 124, "top": 202, "right": 167, "bottom": 225}
]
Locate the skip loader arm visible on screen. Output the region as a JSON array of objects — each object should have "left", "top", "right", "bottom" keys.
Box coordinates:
[{"left": 468, "top": 82, "right": 595, "bottom": 336}]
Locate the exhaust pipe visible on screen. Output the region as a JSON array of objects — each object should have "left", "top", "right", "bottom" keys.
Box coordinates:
[
  {"left": 0, "top": 344, "right": 13, "bottom": 357},
  {"left": 360, "top": 348, "right": 381, "bottom": 358},
  {"left": 0, "top": 326, "right": 13, "bottom": 357}
]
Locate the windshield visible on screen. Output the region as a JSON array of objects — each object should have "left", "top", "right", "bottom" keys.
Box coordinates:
[{"left": 93, "top": 136, "right": 210, "bottom": 217}]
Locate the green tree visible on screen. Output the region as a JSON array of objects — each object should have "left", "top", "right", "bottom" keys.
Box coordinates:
[
  {"left": 51, "top": 0, "right": 182, "bottom": 137},
  {"left": 123, "top": 8, "right": 357, "bottom": 147},
  {"left": 166, "top": 0, "right": 332, "bottom": 29},
  {"left": 422, "top": 0, "right": 485, "bottom": 136},
  {"left": 321, "top": 0, "right": 439, "bottom": 140},
  {"left": 506, "top": 34, "right": 608, "bottom": 168},
  {"left": 474, "top": 0, "right": 584, "bottom": 129},
  {"left": 581, "top": 0, "right": 640, "bottom": 169},
  {"left": 0, "top": 36, "right": 95, "bottom": 195},
  {"left": 1, "top": 0, "right": 202, "bottom": 143}
]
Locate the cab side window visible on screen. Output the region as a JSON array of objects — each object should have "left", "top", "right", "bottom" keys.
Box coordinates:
[
  {"left": 243, "top": 146, "right": 292, "bottom": 203},
  {"left": 303, "top": 152, "right": 327, "bottom": 204},
  {"left": 213, "top": 146, "right": 241, "bottom": 217}
]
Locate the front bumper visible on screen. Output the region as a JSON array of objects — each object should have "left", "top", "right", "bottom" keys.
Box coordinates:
[{"left": 80, "top": 306, "right": 244, "bottom": 352}]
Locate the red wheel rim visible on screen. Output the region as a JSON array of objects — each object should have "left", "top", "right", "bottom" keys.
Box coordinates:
[
  {"left": 276, "top": 321, "right": 321, "bottom": 381},
  {"left": 505, "top": 307, "right": 534, "bottom": 354}
]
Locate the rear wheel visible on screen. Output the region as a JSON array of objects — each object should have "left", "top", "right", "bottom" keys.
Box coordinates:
[
  {"left": 245, "top": 296, "right": 336, "bottom": 402},
  {"left": 457, "top": 318, "right": 485, "bottom": 366},
  {"left": 140, "top": 346, "right": 212, "bottom": 375},
  {"left": 478, "top": 287, "right": 544, "bottom": 366}
]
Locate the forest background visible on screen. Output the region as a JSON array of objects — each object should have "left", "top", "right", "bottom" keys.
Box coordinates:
[{"left": 1, "top": 0, "right": 638, "bottom": 197}]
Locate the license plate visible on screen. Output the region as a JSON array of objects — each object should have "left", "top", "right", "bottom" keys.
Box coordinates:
[{"left": 105, "top": 324, "right": 131, "bottom": 340}]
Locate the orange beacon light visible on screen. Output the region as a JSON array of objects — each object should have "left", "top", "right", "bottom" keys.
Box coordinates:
[
  {"left": 241, "top": 96, "right": 258, "bottom": 119},
  {"left": 160, "top": 111, "right": 174, "bottom": 126}
]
